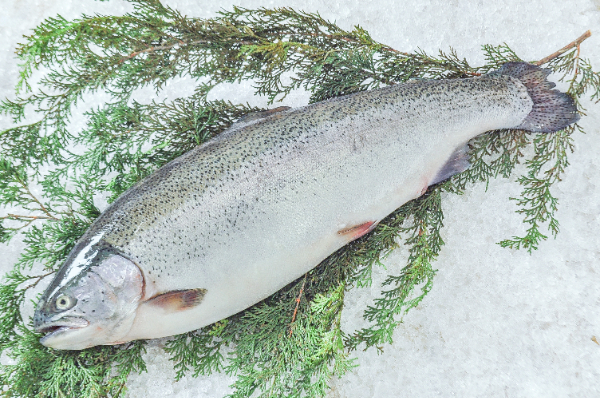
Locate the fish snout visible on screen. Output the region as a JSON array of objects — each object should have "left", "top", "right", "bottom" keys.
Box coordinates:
[
  {"left": 32, "top": 308, "right": 48, "bottom": 332},
  {"left": 33, "top": 302, "right": 58, "bottom": 332}
]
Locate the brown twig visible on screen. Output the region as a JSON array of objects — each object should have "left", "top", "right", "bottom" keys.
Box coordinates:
[
  {"left": 119, "top": 38, "right": 256, "bottom": 63},
  {"left": 535, "top": 30, "right": 591, "bottom": 66},
  {"left": 13, "top": 177, "right": 59, "bottom": 221},
  {"left": 23, "top": 271, "right": 56, "bottom": 291},
  {"left": 3, "top": 214, "right": 56, "bottom": 220},
  {"left": 114, "top": 381, "right": 127, "bottom": 398},
  {"left": 289, "top": 273, "right": 308, "bottom": 337},
  {"left": 120, "top": 41, "right": 187, "bottom": 62},
  {"left": 1, "top": 213, "right": 56, "bottom": 232},
  {"left": 574, "top": 37, "right": 583, "bottom": 75}
]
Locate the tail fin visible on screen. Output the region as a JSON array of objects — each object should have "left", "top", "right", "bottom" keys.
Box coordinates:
[{"left": 495, "top": 62, "right": 579, "bottom": 133}]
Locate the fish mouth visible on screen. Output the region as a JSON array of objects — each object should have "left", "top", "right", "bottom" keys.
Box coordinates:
[{"left": 36, "top": 318, "right": 90, "bottom": 341}]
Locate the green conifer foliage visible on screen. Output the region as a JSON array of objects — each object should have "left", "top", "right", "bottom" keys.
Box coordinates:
[{"left": 0, "top": 1, "right": 597, "bottom": 396}]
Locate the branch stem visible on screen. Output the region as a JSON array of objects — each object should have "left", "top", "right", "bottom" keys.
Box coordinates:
[
  {"left": 289, "top": 274, "right": 308, "bottom": 336},
  {"left": 535, "top": 30, "right": 591, "bottom": 66},
  {"left": 2, "top": 214, "right": 56, "bottom": 220},
  {"left": 119, "top": 38, "right": 255, "bottom": 62},
  {"left": 17, "top": 180, "right": 59, "bottom": 221},
  {"left": 23, "top": 271, "right": 55, "bottom": 291}
]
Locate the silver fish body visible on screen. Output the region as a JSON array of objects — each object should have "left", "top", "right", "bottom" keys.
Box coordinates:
[{"left": 34, "top": 63, "right": 578, "bottom": 349}]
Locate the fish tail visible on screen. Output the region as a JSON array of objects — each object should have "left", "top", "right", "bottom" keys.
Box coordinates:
[{"left": 496, "top": 62, "right": 580, "bottom": 133}]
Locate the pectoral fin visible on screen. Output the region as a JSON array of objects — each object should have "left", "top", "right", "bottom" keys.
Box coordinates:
[{"left": 146, "top": 288, "right": 207, "bottom": 312}]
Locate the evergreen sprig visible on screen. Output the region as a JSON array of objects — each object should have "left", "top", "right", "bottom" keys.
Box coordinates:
[{"left": 1, "top": 1, "right": 597, "bottom": 397}]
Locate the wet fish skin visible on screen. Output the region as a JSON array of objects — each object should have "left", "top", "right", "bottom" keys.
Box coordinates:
[{"left": 33, "top": 62, "right": 579, "bottom": 350}]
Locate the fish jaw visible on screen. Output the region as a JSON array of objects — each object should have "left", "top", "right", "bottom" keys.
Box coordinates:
[
  {"left": 37, "top": 317, "right": 92, "bottom": 350},
  {"left": 36, "top": 306, "right": 138, "bottom": 350}
]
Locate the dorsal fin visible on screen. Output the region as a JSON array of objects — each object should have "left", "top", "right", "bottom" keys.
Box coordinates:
[{"left": 233, "top": 106, "right": 291, "bottom": 127}]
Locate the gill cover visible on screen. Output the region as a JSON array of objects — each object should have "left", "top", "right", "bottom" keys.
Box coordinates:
[{"left": 33, "top": 239, "right": 143, "bottom": 350}]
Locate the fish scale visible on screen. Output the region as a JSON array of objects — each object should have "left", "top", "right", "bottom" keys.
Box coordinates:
[{"left": 33, "top": 63, "right": 579, "bottom": 349}]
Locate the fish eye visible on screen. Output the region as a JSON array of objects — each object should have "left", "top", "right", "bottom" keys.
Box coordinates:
[{"left": 54, "top": 294, "right": 76, "bottom": 311}]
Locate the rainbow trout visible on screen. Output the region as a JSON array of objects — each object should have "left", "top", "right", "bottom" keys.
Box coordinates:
[{"left": 34, "top": 62, "right": 578, "bottom": 349}]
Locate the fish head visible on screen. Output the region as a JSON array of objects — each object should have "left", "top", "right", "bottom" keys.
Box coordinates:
[{"left": 33, "top": 241, "right": 143, "bottom": 350}]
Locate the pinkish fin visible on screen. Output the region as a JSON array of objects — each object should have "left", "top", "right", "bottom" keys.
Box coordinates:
[
  {"left": 338, "top": 221, "right": 377, "bottom": 240},
  {"left": 260, "top": 106, "right": 291, "bottom": 116},
  {"left": 146, "top": 288, "right": 207, "bottom": 311},
  {"left": 430, "top": 144, "right": 470, "bottom": 186}
]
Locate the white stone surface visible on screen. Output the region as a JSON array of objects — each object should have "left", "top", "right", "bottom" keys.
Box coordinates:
[{"left": 1, "top": 0, "right": 600, "bottom": 397}]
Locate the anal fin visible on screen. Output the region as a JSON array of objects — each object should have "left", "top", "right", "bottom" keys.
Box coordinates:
[
  {"left": 146, "top": 288, "right": 207, "bottom": 312},
  {"left": 338, "top": 221, "right": 377, "bottom": 241},
  {"left": 430, "top": 144, "right": 471, "bottom": 186}
]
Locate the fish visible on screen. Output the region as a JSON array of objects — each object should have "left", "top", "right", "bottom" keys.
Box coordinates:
[{"left": 33, "top": 62, "right": 579, "bottom": 350}]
